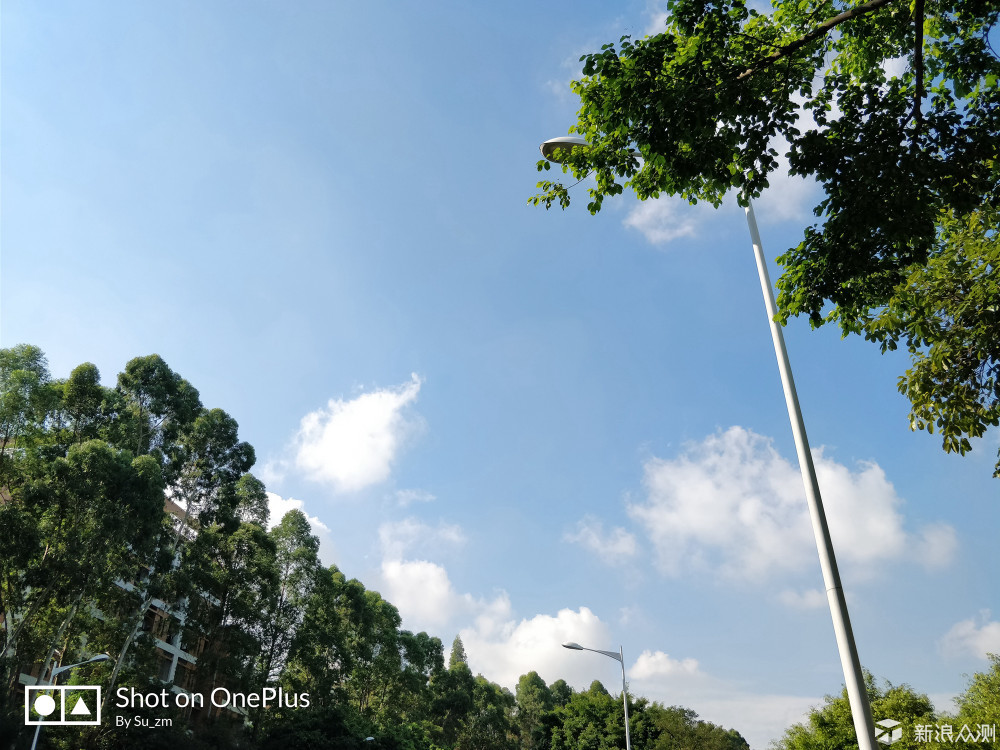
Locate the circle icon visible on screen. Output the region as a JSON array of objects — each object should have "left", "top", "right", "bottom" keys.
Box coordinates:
[{"left": 33, "top": 694, "right": 57, "bottom": 717}]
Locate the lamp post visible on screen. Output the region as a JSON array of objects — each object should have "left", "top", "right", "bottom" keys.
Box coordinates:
[
  {"left": 541, "top": 137, "right": 878, "bottom": 750},
  {"left": 562, "top": 642, "right": 632, "bottom": 750},
  {"left": 30, "top": 654, "right": 111, "bottom": 750}
]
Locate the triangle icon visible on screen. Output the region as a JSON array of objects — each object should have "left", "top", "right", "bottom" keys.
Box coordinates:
[{"left": 70, "top": 697, "right": 91, "bottom": 716}]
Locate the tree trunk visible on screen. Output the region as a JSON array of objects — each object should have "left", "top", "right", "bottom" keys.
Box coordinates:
[{"left": 36, "top": 591, "right": 84, "bottom": 685}]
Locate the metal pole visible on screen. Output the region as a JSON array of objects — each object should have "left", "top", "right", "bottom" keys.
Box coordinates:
[
  {"left": 29, "top": 655, "right": 109, "bottom": 750},
  {"left": 744, "top": 201, "right": 877, "bottom": 750},
  {"left": 619, "top": 645, "right": 632, "bottom": 750},
  {"left": 562, "top": 642, "right": 633, "bottom": 750}
]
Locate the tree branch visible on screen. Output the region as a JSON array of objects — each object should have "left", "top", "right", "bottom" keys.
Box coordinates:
[
  {"left": 737, "top": 0, "right": 902, "bottom": 80},
  {"left": 911, "top": 0, "right": 925, "bottom": 136}
]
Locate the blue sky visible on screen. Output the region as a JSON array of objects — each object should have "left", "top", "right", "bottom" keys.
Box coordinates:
[{"left": 3, "top": 2, "right": 998, "bottom": 747}]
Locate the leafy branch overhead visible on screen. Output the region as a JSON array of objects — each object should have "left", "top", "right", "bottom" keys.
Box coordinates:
[{"left": 531, "top": 0, "right": 1000, "bottom": 474}]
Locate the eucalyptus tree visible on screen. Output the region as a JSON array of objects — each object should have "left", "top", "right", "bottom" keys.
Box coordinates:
[
  {"left": 456, "top": 676, "right": 518, "bottom": 750},
  {"left": 184, "top": 514, "right": 279, "bottom": 696},
  {"left": 282, "top": 565, "right": 355, "bottom": 708},
  {"left": 113, "top": 354, "right": 201, "bottom": 469},
  {"left": 0, "top": 352, "right": 164, "bottom": 698},
  {"left": 516, "top": 671, "right": 555, "bottom": 750},
  {"left": 430, "top": 655, "right": 477, "bottom": 746},
  {"left": 645, "top": 705, "right": 750, "bottom": 750},
  {"left": 0, "top": 438, "right": 164, "bottom": 692},
  {"left": 102, "top": 365, "right": 260, "bottom": 707},
  {"left": 258, "top": 509, "right": 321, "bottom": 686},
  {"left": 532, "top": 0, "right": 1000, "bottom": 474},
  {"left": 283, "top": 564, "right": 445, "bottom": 732},
  {"left": 0, "top": 344, "right": 53, "bottom": 489}
]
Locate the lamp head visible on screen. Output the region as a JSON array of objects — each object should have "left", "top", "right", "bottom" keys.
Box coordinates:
[
  {"left": 540, "top": 137, "right": 590, "bottom": 163},
  {"left": 562, "top": 642, "right": 584, "bottom": 650}
]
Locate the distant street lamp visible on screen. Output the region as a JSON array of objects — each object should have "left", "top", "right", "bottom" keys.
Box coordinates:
[
  {"left": 30, "top": 654, "right": 111, "bottom": 750},
  {"left": 562, "top": 642, "right": 632, "bottom": 750},
  {"left": 542, "top": 137, "right": 878, "bottom": 750}
]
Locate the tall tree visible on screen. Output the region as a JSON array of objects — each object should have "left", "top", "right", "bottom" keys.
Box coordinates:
[
  {"left": 430, "top": 658, "right": 477, "bottom": 746},
  {"left": 113, "top": 354, "right": 201, "bottom": 470},
  {"left": 283, "top": 565, "right": 355, "bottom": 709},
  {"left": 549, "top": 679, "right": 574, "bottom": 708},
  {"left": 516, "top": 671, "right": 554, "bottom": 750},
  {"left": 456, "top": 676, "right": 518, "bottom": 750},
  {"left": 0, "top": 352, "right": 166, "bottom": 694},
  {"left": 450, "top": 635, "right": 469, "bottom": 668},
  {"left": 103, "top": 375, "right": 259, "bottom": 707},
  {"left": 259, "top": 509, "right": 321, "bottom": 684},
  {"left": 0, "top": 438, "right": 164, "bottom": 689},
  {"left": 0, "top": 344, "right": 54, "bottom": 488},
  {"left": 646, "top": 704, "right": 750, "bottom": 750},
  {"left": 531, "top": 0, "right": 1000, "bottom": 474}
]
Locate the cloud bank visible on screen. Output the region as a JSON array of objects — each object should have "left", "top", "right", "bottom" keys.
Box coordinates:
[{"left": 626, "top": 426, "right": 955, "bottom": 581}]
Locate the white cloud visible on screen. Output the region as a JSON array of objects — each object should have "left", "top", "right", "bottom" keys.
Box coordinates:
[
  {"left": 380, "top": 556, "right": 510, "bottom": 634},
  {"left": 265, "top": 491, "right": 337, "bottom": 565},
  {"left": 913, "top": 523, "right": 958, "bottom": 570},
  {"left": 746, "top": 148, "right": 822, "bottom": 226},
  {"left": 644, "top": 9, "right": 669, "bottom": 36},
  {"left": 882, "top": 55, "right": 908, "bottom": 80},
  {"left": 941, "top": 611, "right": 1000, "bottom": 660},
  {"left": 626, "top": 426, "right": 956, "bottom": 582},
  {"left": 565, "top": 515, "right": 638, "bottom": 565},
  {"left": 378, "top": 518, "right": 466, "bottom": 559},
  {"left": 257, "top": 457, "right": 288, "bottom": 487},
  {"left": 293, "top": 374, "right": 423, "bottom": 492},
  {"left": 630, "top": 649, "right": 700, "bottom": 678},
  {"left": 461, "top": 606, "right": 615, "bottom": 690},
  {"left": 621, "top": 166, "right": 820, "bottom": 247},
  {"left": 395, "top": 488, "right": 436, "bottom": 507},
  {"left": 266, "top": 491, "right": 330, "bottom": 532},
  {"left": 622, "top": 197, "right": 706, "bottom": 245},
  {"left": 381, "top": 559, "right": 462, "bottom": 629},
  {"left": 778, "top": 588, "right": 827, "bottom": 610}
]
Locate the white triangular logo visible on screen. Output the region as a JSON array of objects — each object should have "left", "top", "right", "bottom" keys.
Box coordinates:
[{"left": 70, "top": 697, "right": 91, "bottom": 715}]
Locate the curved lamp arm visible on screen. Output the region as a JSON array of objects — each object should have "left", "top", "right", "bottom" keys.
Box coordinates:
[{"left": 562, "top": 642, "right": 631, "bottom": 750}]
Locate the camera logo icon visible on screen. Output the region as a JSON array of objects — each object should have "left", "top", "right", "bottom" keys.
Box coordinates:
[
  {"left": 24, "top": 686, "right": 102, "bottom": 726},
  {"left": 875, "top": 718, "right": 902, "bottom": 745}
]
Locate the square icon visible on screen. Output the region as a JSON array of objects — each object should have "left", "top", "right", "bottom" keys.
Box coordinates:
[
  {"left": 875, "top": 718, "right": 902, "bottom": 745},
  {"left": 25, "top": 685, "right": 102, "bottom": 726}
]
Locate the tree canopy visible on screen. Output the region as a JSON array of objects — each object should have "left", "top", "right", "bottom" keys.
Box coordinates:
[
  {"left": 531, "top": 0, "right": 1000, "bottom": 475},
  {"left": 774, "top": 658, "right": 1000, "bottom": 748}
]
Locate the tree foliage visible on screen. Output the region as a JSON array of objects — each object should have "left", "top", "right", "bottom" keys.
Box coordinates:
[
  {"left": 531, "top": 0, "right": 1000, "bottom": 474},
  {"left": 774, "top": 661, "right": 1000, "bottom": 749}
]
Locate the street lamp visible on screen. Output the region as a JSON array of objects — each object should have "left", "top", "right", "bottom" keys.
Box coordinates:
[
  {"left": 562, "top": 642, "right": 632, "bottom": 750},
  {"left": 542, "top": 138, "right": 879, "bottom": 750},
  {"left": 30, "top": 654, "right": 111, "bottom": 750}
]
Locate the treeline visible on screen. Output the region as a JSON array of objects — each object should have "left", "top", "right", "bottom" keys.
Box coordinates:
[{"left": 0, "top": 345, "right": 751, "bottom": 749}]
